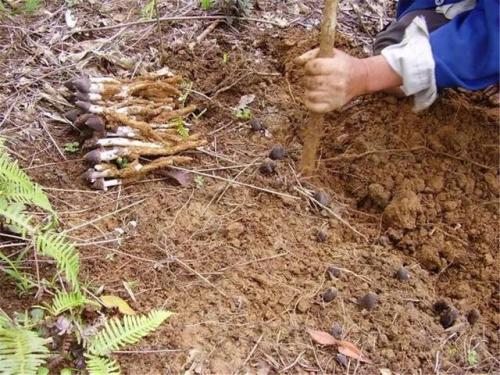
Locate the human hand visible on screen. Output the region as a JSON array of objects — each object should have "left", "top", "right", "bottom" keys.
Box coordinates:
[{"left": 295, "top": 48, "right": 368, "bottom": 113}]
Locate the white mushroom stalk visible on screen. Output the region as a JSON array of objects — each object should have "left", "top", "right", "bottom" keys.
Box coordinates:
[{"left": 63, "top": 71, "right": 206, "bottom": 190}]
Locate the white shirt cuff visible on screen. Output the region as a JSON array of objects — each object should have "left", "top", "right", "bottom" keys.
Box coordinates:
[{"left": 381, "top": 16, "right": 437, "bottom": 112}]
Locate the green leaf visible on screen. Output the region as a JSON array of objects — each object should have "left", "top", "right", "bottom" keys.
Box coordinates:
[
  {"left": 63, "top": 142, "right": 79, "bottom": 153},
  {"left": 88, "top": 310, "right": 172, "bottom": 355},
  {"left": 48, "top": 291, "right": 91, "bottom": 315},
  {"left": 233, "top": 107, "right": 252, "bottom": 121},
  {"left": 85, "top": 355, "right": 120, "bottom": 375},
  {"left": 141, "top": 0, "right": 157, "bottom": 19},
  {"left": 35, "top": 232, "right": 80, "bottom": 289},
  {"left": 467, "top": 349, "right": 479, "bottom": 366},
  {"left": 37, "top": 367, "right": 49, "bottom": 375},
  {"left": 0, "top": 327, "right": 50, "bottom": 375}
]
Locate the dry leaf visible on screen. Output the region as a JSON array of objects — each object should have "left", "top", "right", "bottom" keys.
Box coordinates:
[
  {"left": 379, "top": 369, "right": 392, "bottom": 375},
  {"left": 306, "top": 328, "right": 338, "bottom": 346},
  {"left": 338, "top": 340, "right": 373, "bottom": 364},
  {"left": 100, "top": 295, "right": 136, "bottom": 315},
  {"left": 65, "top": 9, "right": 77, "bottom": 29}
]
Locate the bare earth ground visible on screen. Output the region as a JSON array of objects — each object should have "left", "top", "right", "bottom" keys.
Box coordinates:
[{"left": 0, "top": 1, "right": 499, "bottom": 374}]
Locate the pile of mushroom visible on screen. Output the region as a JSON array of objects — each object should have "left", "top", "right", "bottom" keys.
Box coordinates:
[{"left": 63, "top": 70, "right": 206, "bottom": 190}]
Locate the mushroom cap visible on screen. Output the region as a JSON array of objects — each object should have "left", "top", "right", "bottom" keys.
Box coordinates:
[
  {"left": 63, "top": 108, "right": 84, "bottom": 122},
  {"left": 84, "top": 149, "right": 102, "bottom": 164},
  {"left": 75, "top": 101, "right": 91, "bottom": 112},
  {"left": 82, "top": 168, "right": 98, "bottom": 182},
  {"left": 74, "top": 91, "right": 90, "bottom": 102},
  {"left": 91, "top": 178, "right": 107, "bottom": 191},
  {"left": 74, "top": 113, "right": 93, "bottom": 128},
  {"left": 85, "top": 116, "right": 105, "bottom": 132},
  {"left": 72, "top": 77, "right": 91, "bottom": 93}
]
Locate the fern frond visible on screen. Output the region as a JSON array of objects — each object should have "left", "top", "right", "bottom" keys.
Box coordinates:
[
  {"left": 49, "top": 291, "right": 91, "bottom": 315},
  {"left": 35, "top": 232, "right": 80, "bottom": 289},
  {"left": 0, "top": 149, "right": 53, "bottom": 214},
  {"left": 85, "top": 355, "right": 121, "bottom": 375},
  {"left": 0, "top": 199, "right": 34, "bottom": 237},
  {"left": 0, "top": 312, "right": 10, "bottom": 328},
  {"left": 88, "top": 310, "right": 172, "bottom": 355},
  {"left": 0, "top": 327, "right": 49, "bottom": 375}
]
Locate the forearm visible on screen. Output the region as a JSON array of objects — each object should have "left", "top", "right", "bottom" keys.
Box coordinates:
[{"left": 357, "top": 55, "right": 403, "bottom": 94}]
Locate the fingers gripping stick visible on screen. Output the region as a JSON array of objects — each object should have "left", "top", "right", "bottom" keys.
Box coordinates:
[{"left": 299, "top": 0, "right": 339, "bottom": 176}]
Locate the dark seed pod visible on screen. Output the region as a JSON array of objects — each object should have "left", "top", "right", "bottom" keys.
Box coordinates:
[
  {"left": 249, "top": 119, "right": 264, "bottom": 131},
  {"left": 395, "top": 266, "right": 410, "bottom": 281},
  {"left": 440, "top": 307, "right": 459, "bottom": 328},
  {"left": 433, "top": 300, "right": 449, "bottom": 314},
  {"left": 259, "top": 158, "right": 277, "bottom": 175},
  {"left": 326, "top": 266, "right": 341, "bottom": 279},
  {"left": 269, "top": 144, "right": 286, "bottom": 160},
  {"left": 336, "top": 353, "right": 348, "bottom": 368},
  {"left": 358, "top": 292, "right": 379, "bottom": 310},
  {"left": 331, "top": 323, "right": 342, "bottom": 338},
  {"left": 313, "top": 190, "right": 330, "bottom": 207},
  {"left": 466, "top": 308, "right": 480, "bottom": 325},
  {"left": 321, "top": 287, "right": 338, "bottom": 303}
]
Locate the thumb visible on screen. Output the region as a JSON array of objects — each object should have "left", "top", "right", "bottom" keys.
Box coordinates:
[{"left": 295, "top": 48, "right": 320, "bottom": 66}]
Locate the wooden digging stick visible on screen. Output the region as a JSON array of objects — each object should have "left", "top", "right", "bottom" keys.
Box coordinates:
[{"left": 299, "top": 0, "right": 339, "bottom": 175}]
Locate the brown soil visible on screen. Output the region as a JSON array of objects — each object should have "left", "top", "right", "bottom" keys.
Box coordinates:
[{"left": 1, "top": 1, "right": 498, "bottom": 374}]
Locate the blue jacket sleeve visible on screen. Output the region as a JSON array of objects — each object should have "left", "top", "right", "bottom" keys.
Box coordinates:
[{"left": 429, "top": 0, "right": 499, "bottom": 90}]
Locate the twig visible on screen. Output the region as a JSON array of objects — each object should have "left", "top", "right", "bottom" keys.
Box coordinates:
[
  {"left": 74, "top": 16, "right": 287, "bottom": 34},
  {"left": 280, "top": 351, "right": 305, "bottom": 373},
  {"left": 294, "top": 187, "right": 368, "bottom": 241},
  {"left": 217, "top": 252, "right": 289, "bottom": 272},
  {"left": 63, "top": 199, "right": 146, "bottom": 234},
  {"left": 235, "top": 334, "right": 264, "bottom": 374},
  {"left": 113, "top": 348, "right": 184, "bottom": 354},
  {"left": 39, "top": 120, "right": 66, "bottom": 160},
  {"left": 169, "top": 165, "right": 300, "bottom": 201},
  {"left": 194, "top": 19, "right": 221, "bottom": 46}
]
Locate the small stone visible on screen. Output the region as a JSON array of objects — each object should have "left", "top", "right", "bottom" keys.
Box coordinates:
[
  {"left": 296, "top": 299, "right": 311, "bottom": 313},
  {"left": 358, "top": 292, "right": 379, "bottom": 310},
  {"left": 259, "top": 158, "right": 277, "bottom": 175},
  {"left": 330, "top": 323, "right": 342, "bottom": 338},
  {"left": 225, "top": 222, "right": 245, "bottom": 239},
  {"left": 269, "top": 144, "right": 286, "bottom": 160},
  {"left": 316, "top": 230, "right": 328, "bottom": 242},
  {"left": 249, "top": 119, "right": 264, "bottom": 131},
  {"left": 326, "top": 266, "right": 341, "bottom": 279},
  {"left": 395, "top": 267, "right": 410, "bottom": 281},
  {"left": 335, "top": 353, "right": 348, "bottom": 368},
  {"left": 466, "top": 308, "right": 480, "bottom": 325},
  {"left": 433, "top": 300, "right": 449, "bottom": 314},
  {"left": 321, "top": 287, "right": 338, "bottom": 303},
  {"left": 313, "top": 190, "right": 330, "bottom": 207},
  {"left": 368, "top": 183, "right": 391, "bottom": 208},
  {"left": 440, "top": 307, "right": 459, "bottom": 328}
]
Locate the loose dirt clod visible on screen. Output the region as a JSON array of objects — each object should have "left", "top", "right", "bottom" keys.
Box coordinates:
[
  {"left": 327, "top": 266, "right": 341, "bottom": 279},
  {"left": 331, "top": 323, "right": 342, "bottom": 338},
  {"left": 316, "top": 229, "right": 328, "bottom": 242},
  {"left": 467, "top": 308, "right": 480, "bottom": 325},
  {"left": 269, "top": 144, "right": 286, "bottom": 160},
  {"left": 259, "top": 158, "right": 277, "bottom": 175},
  {"left": 313, "top": 190, "right": 330, "bottom": 206},
  {"left": 440, "top": 307, "right": 459, "bottom": 328},
  {"left": 358, "top": 292, "right": 379, "bottom": 310},
  {"left": 322, "top": 287, "right": 338, "bottom": 302},
  {"left": 395, "top": 266, "right": 410, "bottom": 281}
]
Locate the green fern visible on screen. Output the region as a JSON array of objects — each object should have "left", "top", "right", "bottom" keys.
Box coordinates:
[
  {"left": 0, "top": 199, "right": 33, "bottom": 237},
  {"left": 48, "top": 291, "right": 92, "bottom": 316},
  {"left": 35, "top": 232, "right": 80, "bottom": 289},
  {"left": 88, "top": 310, "right": 172, "bottom": 356},
  {"left": 0, "top": 146, "right": 53, "bottom": 214},
  {"left": 0, "top": 327, "right": 49, "bottom": 375},
  {"left": 85, "top": 355, "right": 121, "bottom": 375}
]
